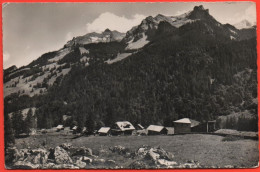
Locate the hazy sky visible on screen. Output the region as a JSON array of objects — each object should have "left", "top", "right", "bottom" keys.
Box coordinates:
[{"left": 3, "top": 2, "right": 256, "bottom": 69}]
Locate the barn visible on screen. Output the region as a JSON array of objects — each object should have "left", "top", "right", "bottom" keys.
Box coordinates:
[
  {"left": 111, "top": 121, "right": 135, "bottom": 135},
  {"left": 147, "top": 125, "right": 167, "bottom": 135},
  {"left": 98, "top": 127, "right": 111, "bottom": 136},
  {"left": 173, "top": 118, "right": 200, "bottom": 134}
]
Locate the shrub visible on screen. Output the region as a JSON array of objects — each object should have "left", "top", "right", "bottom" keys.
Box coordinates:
[{"left": 222, "top": 135, "right": 243, "bottom": 142}]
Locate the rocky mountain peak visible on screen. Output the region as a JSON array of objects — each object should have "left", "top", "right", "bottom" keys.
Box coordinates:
[
  {"left": 103, "top": 28, "right": 112, "bottom": 33},
  {"left": 188, "top": 5, "right": 211, "bottom": 20}
]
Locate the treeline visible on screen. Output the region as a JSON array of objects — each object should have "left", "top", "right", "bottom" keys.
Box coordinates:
[
  {"left": 4, "top": 109, "right": 36, "bottom": 148},
  {"left": 216, "top": 116, "right": 258, "bottom": 131},
  {"left": 31, "top": 34, "right": 257, "bottom": 129}
]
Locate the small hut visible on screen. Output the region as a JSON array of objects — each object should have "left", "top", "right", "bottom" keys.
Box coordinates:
[
  {"left": 56, "top": 125, "right": 64, "bottom": 132},
  {"left": 173, "top": 118, "right": 200, "bottom": 134},
  {"left": 147, "top": 125, "right": 167, "bottom": 135},
  {"left": 72, "top": 126, "right": 78, "bottom": 134},
  {"left": 98, "top": 127, "right": 111, "bottom": 136},
  {"left": 111, "top": 121, "right": 135, "bottom": 135}
]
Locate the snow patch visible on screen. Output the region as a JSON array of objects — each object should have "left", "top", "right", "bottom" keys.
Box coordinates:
[
  {"left": 47, "top": 68, "right": 71, "bottom": 86},
  {"left": 105, "top": 53, "right": 132, "bottom": 64},
  {"left": 48, "top": 48, "right": 70, "bottom": 62},
  {"left": 80, "top": 56, "right": 90, "bottom": 62},
  {"left": 79, "top": 47, "right": 89, "bottom": 55},
  {"left": 42, "top": 63, "right": 58, "bottom": 71},
  {"left": 171, "top": 18, "right": 197, "bottom": 28},
  {"left": 126, "top": 33, "right": 149, "bottom": 50},
  {"left": 229, "top": 29, "right": 237, "bottom": 35},
  {"left": 90, "top": 36, "right": 100, "bottom": 43},
  {"left": 169, "top": 11, "right": 198, "bottom": 28},
  {"left": 230, "top": 36, "right": 236, "bottom": 40}
]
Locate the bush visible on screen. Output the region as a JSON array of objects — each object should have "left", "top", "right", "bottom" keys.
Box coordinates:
[{"left": 222, "top": 135, "right": 243, "bottom": 142}]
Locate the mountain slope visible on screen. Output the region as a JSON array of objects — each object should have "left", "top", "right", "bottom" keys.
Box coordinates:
[{"left": 4, "top": 5, "right": 257, "bottom": 130}]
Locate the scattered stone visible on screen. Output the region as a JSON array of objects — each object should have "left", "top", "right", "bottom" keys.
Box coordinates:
[
  {"left": 72, "top": 147, "right": 92, "bottom": 157},
  {"left": 128, "top": 161, "right": 149, "bottom": 169},
  {"left": 81, "top": 156, "right": 93, "bottom": 163},
  {"left": 28, "top": 148, "right": 49, "bottom": 164},
  {"left": 105, "top": 159, "right": 116, "bottom": 166},
  {"left": 13, "top": 161, "right": 40, "bottom": 169},
  {"left": 7, "top": 144, "right": 204, "bottom": 169},
  {"left": 157, "top": 159, "right": 177, "bottom": 167},
  {"left": 92, "top": 158, "right": 106, "bottom": 165},
  {"left": 109, "top": 145, "right": 128, "bottom": 155},
  {"left": 224, "top": 165, "right": 234, "bottom": 168},
  {"left": 75, "top": 159, "right": 87, "bottom": 168}
]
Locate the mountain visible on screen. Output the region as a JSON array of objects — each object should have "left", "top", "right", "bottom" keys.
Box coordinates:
[
  {"left": 123, "top": 5, "right": 256, "bottom": 50},
  {"left": 4, "top": 5, "right": 257, "bottom": 131},
  {"left": 234, "top": 19, "right": 254, "bottom": 29},
  {"left": 65, "top": 29, "right": 125, "bottom": 47}
]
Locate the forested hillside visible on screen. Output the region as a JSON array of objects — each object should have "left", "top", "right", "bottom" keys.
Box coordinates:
[{"left": 4, "top": 6, "right": 258, "bottom": 142}]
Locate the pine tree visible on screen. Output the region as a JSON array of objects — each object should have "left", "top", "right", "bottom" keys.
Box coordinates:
[
  {"left": 4, "top": 114, "right": 15, "bottom": 148},
  {"left": 24, "top": 108, "right": 34, "bottom": 135},
  {"left": 86, "top": 113, "right": 95, "bottom": 134},
  {"left": 12, "top": 110, "right": 24, "bottom": 137}
]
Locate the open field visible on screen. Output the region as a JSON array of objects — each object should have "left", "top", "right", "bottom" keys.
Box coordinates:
[{"left": 14, "top": 134, "right": 259, "bottom": 168}]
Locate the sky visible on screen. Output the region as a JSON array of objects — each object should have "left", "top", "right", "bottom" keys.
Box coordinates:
[{"left": 2, "top": 2, "right": 257, "bottom": 69}]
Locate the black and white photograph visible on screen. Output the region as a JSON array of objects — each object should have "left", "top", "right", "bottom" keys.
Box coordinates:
[{"left": 3, "top": 2, "right": 258, "bottom": 169}]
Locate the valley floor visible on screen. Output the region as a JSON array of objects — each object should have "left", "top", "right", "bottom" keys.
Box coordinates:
[{"left": 12, "top": 134, "right": 259, "bottom": 168}]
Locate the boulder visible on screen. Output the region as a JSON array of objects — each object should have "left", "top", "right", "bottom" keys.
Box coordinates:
[
  {"left": 60, "top": 143, "right": 72, "bottom": 150},
  {"left": 135, "top": 146, "right": 178, "bottom": 168},
  {"left": 5, "top": 147, "right": 21, "bottom": 164},
  {"left": 28, "top": 148, "right": 49, "bottom": 164},
  {"left": 75, "top": 159, "right": 87, "bottom": 168},
  {"left": 54, "top": 146, "right": 73, "bottom": 164},
  {"left": 72, "top": 147, "right": 92, "bottom": 157}
]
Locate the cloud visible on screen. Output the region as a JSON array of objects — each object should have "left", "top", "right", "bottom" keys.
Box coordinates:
[
  {"left": 227, "top": 4, "right": 256, "bottom": 24},
  {"left": 3, "top": 52, "right": 10, "bottom": 62},
  {"left": 66, "top": 32, "right": 73, "bottom": 41},
  {"left": 86, "top": 12, "right": 146, "bottom": 33},
  {"left": 244, "top": 4, "right": 256, "bottom": 24},
  {"left": 26, "top": 45, "right": 31, "bottom": 50},
  {"left": 174, "top": 10, "right": 189, "bottom": 16}
]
